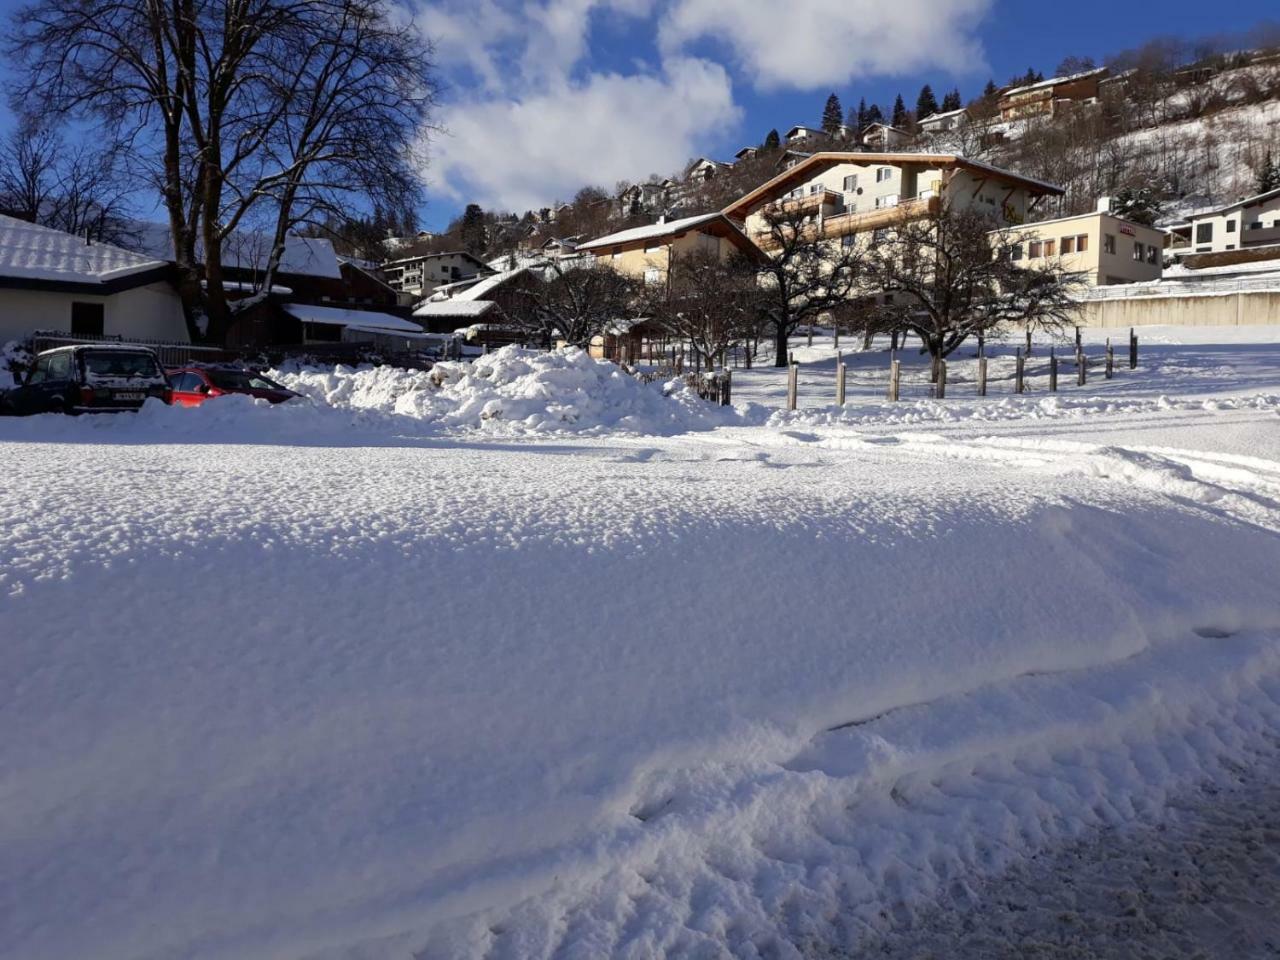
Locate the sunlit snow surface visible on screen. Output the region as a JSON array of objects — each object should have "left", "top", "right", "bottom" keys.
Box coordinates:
[{"left": 3, "top": 330, "right": 1280, "bottom": 960}]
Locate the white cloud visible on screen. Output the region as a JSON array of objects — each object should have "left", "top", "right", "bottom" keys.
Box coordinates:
[
  {"left": 426, "top": 56, "right": 740, "bottom": 212},
  {"left": 658, "top": 0, "right": 993, "bottom": 90}
]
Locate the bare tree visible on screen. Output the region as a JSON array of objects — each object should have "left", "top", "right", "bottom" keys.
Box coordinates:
[
  {"left": 507, "top": 260, "right": 639, "bottom": 350},
  {"left": 752, "top": 202, "right": 868, "bottom": 366},
  {"left": 8, "top": 0, "right": 435, "bottom": 342},
  {"left": 865, "top": 206, "right": 1085, "bottom": 366},
  {"left": 642, "top": 249, "right": 762, "bottom": 370},
  {"left": 0, "top": 122, "right": 137, "bottom": 244}
]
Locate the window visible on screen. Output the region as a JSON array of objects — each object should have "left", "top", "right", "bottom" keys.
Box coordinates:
[
  {"left": 1226, "top": 220, "right": 1237, "bottom": 233},
  {"left": 841, "top": 233, "right": 856, "bottom": 248},
  {"left": 1248, "top": 221, "right": 1264, "bottom": 230},
  {"left": 1146, "top": 245, "right": 1158, "bottom": 265},
  {"left": 876, "top": 167, "right": 892, "bottom": 183},
  {"left": 26, "top": 356, "right": 50, "bottom": 385},
  {"left": 1104, "top": 233, "right": 1116, "bottom": 255},
  {"left": 1029, "top": 240, "right": 1043, "bottom": 258},
  {"left": 1076, "top": 234, "right": 1088, "bottom": 252},
  {"left": 1061, "top": 236, "right": 1076, "bottom": 254},
  {"left": 809, "top": 184, "right": 823, "bottom": 195},
  {"left": 46, "top": 352, "right": 71, "bottom": 380},
  {"left": 1195, "top": 223, "right": 1213, "bottom": 244},
  {"left": 1043, "top": 239, "right": 1056, "bottom": 257},
  {"left": 872, "top": 228, "right": 888, "bottom": 243},
  {"left": 1011, "top": 243, "right": 1024, "bottom": 261},
  {"left": 843, "top": 174, "right": 858, "bottom": 191},
  {"left": 874, "top": 195, "right": 899, "bottom": 209},
  {"left": 643, "top": 267, "right": 662, "bottom": 285},
  {"left": 71, "top": 302, "right": 104, "bottom": 337},
  {"left": 1133, "top": 240, "right": 1144, "bottom": 261}
]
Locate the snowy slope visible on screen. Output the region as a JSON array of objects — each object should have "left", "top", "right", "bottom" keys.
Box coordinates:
[{"left": 3, "top": 332, "right": 1280, "bottom": 960}]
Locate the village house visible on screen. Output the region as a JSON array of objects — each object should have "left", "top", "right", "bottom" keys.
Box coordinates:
[
  {"left": 1010, "top": 202, "right": 1164, "bottom": 286},
  {"left": 1166, "top": 188, "right": 1280, "bottom": 255},
  {"left": 785, "top": 124, "right": 820, "bottom": 142},
  {"left": 917, "top": 108, "right": 970, "bottom": 135},
  {"left": 860, "top": 123, "right": 913, "bottom": 151},
  {"left": 381, "top": 250, "right": 493, "bottom": 299},
  {"left": 0, "top": 213, "right": 189, "bottom": 345},
  {"left": 576, "top": 212, "right": 763, "bottom": 286},
  {"left": 687, "top": 158, "right": 733, "bottom": 183},
  {"left": 735, "top": 146, "right": 759, "bottom": 161},
  {"left": 998, "top": 67, "right": 1109, "bottom": 121},
  {"left": 721, "top": 152, "right": 1064, "bottom": 256}
]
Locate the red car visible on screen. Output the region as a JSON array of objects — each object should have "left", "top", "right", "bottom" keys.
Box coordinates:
[{"left": 166, "top": 365, "right": 300, "bottom": 407}]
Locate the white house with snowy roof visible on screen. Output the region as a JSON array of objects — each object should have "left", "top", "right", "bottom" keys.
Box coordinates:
[{"left": 0, "top": 214, "right": 189, "bottom": 345}]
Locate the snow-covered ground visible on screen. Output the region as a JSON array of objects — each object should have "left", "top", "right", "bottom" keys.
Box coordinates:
[{"left": 3, "top": 328, "right": 1280, "bottom": 960}]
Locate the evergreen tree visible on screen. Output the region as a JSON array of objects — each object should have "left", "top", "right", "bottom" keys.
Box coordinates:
[
  {"left": 1111, "top": 186, "right": 1163, "bottom": 227},
  {"left": 915, "top": 84, "right": 939, "bottom": 119},
  {"left": 1258, "top": 150, "right": 1280, "bottom": 194},
  {"left": 864, "top": 102, "right": 884, "bottom": 126},
  {"left": 763, "top": 128, "right": 781, "bottom": 150},
  {"left": 821, "top": 93, "right": 844, "bottom": 135},
  {"left": 941, "top": 88, "right": 962, "bottom": 112},
  {"left": 891, "top": 93, "right": 907, "bottom": 126},
  {"left": 855, "top": 97, "right": 868, "bottom": 130},
  {"left": 983, "top": 78, "right": 998, "bottom": 99},
  {"left": 459, "top": 203, "right": 487, "bottom": 255}
]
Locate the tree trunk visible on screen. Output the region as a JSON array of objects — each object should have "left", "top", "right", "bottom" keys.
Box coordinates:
[{"left": 773, "top": 324, "right": 789, "bottom": 367}]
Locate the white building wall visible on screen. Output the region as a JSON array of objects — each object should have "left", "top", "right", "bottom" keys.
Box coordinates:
[
  {"left": 1187, "top": 195, "right": 1280, "bottom": 253},
  {"left": 0, "top": 281, "right": 188, "bottom": 344}
]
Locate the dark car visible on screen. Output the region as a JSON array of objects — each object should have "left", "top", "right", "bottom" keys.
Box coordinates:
[
  {"left": 166, "top": 365, "right": 300, "bottom": 407},
  {"left": 1, "top": 345, "right": 172, "bottom": 415}
]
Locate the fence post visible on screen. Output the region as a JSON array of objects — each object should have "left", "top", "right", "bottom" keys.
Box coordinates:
[
  {"left": 936, "top": 360, "right": 947, "bottom": 399},
  {"left": 787, "top": 361, "right": 798, "bottom": 411},
  {"left": 833, "top": 325, "right": 840, "bottom": 351},
  {"left": 723, "top": 370, "right": 732, "bottom": 406},
  {"left": 1105, "top": 338, "right": 1114, "bottom": 379},
  {"left": 1015, "top": 348, "right": 1025, "bottom": 394},
  {"left": 807, "top": 323, "right": 813, "bottom": 348},
  {"left": 888, "top": 355, "right": 901, "bottom": 401},
  {"left": 1025, "top": 327, "right": 1032, "bottom": 356},
  {"left": 1077, "top": 351, "right": 1087, "bottom": 386},
  {"left": 836, "top": 352, "right": 846, "bottom": 406},
  {"left": 977, "top": 355, "right": 988, "bottom": 397},
  {"left": 890, "top": 330, "right": 899, "bottom": 352},
  {"left": 1129, "top": 327, "right": 1138, "bottom": 369},
  {"left": 1075, "top": 325, "right": 1081, "bottom": 351},
  {"left": 1049, "top": 348, "right": 1058, "bottom": 392}
]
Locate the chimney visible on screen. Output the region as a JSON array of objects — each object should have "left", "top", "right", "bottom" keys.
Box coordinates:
[{"left": 1096, "top": 196, "right": 1113, "bottom": 214}]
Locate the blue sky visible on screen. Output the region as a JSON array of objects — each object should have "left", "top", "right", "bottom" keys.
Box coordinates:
[{"left": 0, "top": 0, "right": 1272, "bottom": 231}]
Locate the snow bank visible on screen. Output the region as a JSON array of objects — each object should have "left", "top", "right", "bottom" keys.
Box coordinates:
[{"left": 273, "top": 346, "right": 735, "bottom": 436}]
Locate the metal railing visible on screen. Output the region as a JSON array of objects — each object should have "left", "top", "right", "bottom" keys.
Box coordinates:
[{"left": 30, "top": 330, "right": 231, "bottom": 367}]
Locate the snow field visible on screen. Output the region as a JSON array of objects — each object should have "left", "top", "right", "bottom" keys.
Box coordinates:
[{"left": 2, "top": 327, "right": 1280, "bottom": 959}]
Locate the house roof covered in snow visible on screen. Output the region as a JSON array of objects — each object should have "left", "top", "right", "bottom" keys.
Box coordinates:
[
  {"left": 919, "top": 108, "right": 969, "bottom": 126},
  {"left": 412, "top": 300, "right": 496, "bottom": 320},
  {"left": 281, "top": 302, "right": 423, "bottom": 333},
  {"left": 129, "top": 223, "right": 342, "bottom": 280},
  {"left": 0, "top": 214, "right": 171, "bottom": 290},
  {"left": 577, "top": 214, "right": 726, "bottom": 251},
  {"left": 1000, "top": 67, "right": 1108, "bottom": 99}
]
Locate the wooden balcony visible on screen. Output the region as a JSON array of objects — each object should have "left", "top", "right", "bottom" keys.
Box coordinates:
[
  {"left": 751, "top": 195, "right": 940, "bottom": 251},
  {"left": 764, "top": 189, "right": 842, "bottom": 217}
]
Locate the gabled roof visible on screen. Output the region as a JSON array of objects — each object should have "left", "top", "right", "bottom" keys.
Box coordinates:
[
  {"left": 577, "top": 212, "right": 766, "bottom": 263},
  {"left": 0, "top": 214, "right": 170, "bottom": 288},
  {"left": 919, "top": 108, "right": 969, "bottom": 125},
  {"left": 862, "top": 122, "right": 909, "bottom": 136},
  {"left": 785, "top": 124, "right": 819, "bottom": 138},
  {"left": 129, "top": 224, "right": 343, "bottom": 279},
  {"left": 281, "top": 302, "right": 424, "bottom": 333},
  {"left": 382, "top": 250, "right": 492, "bottom": 271},
  {"left": 1188, "top": 187, "right": 1280, "bottom": 219},
  {"left": 723, "top": 152, "right": 1065, "bottom": 220},
  {"left": 1000, "top": 67, "right": 1108, "bottom": 99},
  {"left": 412, "top": 300, "right": 496, "bottom": 320}
]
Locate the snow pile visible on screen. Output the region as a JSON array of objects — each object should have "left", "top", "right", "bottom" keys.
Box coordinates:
[
  {"left": 274, "top": 346, "right": 735, "bottom": 435},
  {"left": 1, "top": 338, "right": 30, "bottom": 389}
]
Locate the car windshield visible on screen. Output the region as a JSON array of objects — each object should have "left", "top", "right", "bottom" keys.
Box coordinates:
[
  {"left": 80, "top": 351, "right": 163, "bottom": 380},
  {"left": 206, "top": 369, "right": 287, "bottom": 392}
]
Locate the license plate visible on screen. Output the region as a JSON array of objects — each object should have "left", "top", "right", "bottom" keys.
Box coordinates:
[{"left": 114, "top": 392, "right": 144, "bottom": 401}]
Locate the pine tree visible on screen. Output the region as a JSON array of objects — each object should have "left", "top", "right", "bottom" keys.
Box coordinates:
[
  {"left": 915, "top": 84, "right": 939, "bottom": 120},
  {"left": 821, "top": 93, "right": 844, "bottom": 136},
  {"left": 856, "top": 97, "right": 868, "bottom": 131},
  {"left": 865, "top": 102, "right": 884, "bottom": 126},
  {"left": 891, "top": 94, "right": 907, "bottom": 127},
  {"left": 763, "top": 128, "right": 780, "bottom": 150},
  {"left": 459, "top": 203, "right": 486, "bottom": 255},
  {"left": 1258, "top": 150, "right": 1280, "bottom": 194},
  {"left": 941, "top": 88, "right": 962, "bottom": 112},
  {"left": 983, "top": 78, "right": 998, "bottom": 99}
]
